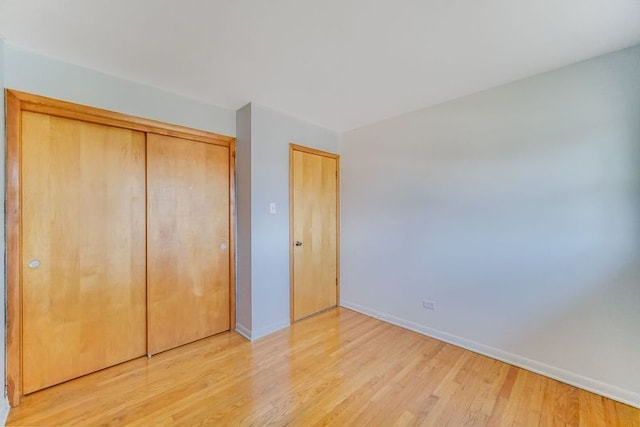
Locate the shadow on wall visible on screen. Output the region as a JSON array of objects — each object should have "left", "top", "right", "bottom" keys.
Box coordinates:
[
  {"left": 509, "top": 258, "right": 640, "bottom": 394},
  {"left": 340, "top": 45, "right": 640, "bottom": 404},
  {"left": 505, "top": 131, "right": 640, "bottom": 394},
  {"left": 340, "top": 64, "right": 640, "bottom": 395}
]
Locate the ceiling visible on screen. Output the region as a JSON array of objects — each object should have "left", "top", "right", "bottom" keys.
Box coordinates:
[{"left": 1, "top": 1, "right": 639, "bottom": 132}]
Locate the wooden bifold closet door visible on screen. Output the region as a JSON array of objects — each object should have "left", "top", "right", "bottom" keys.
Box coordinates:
[{"left": 7, "top": 90, "right": 235, "bottom": 405}]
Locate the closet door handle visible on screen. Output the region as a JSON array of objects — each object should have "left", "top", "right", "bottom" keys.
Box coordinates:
[{"left": 295, "top": 241, "right": 303, "bottom": 247}]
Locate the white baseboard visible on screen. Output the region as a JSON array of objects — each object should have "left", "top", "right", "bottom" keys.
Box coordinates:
[
  {"left": 251, "top": 320, "right": 290, "bottom": 340},
  {"left": 234, "top": 320, "right": 290, "bottom": 341},
  {"left": 0, "top": 396, "right": 9, "bottom": 425},
  {"left": 340, "top": 300, "right": 640, "bottom": 409},
  {"left": 235, "top": 323, "right": 252, "bottom": 341}
]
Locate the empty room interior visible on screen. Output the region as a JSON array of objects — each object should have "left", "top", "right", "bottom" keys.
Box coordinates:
[{"left": 0, "top": 0, "right": 639, "bottom": 425}]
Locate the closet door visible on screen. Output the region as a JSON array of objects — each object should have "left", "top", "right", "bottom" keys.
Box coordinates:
[
  {"left": 147, "top": 134, "right": 231, "bottom": 355},
  {"left": 21, "top": 112, "right": 147, "bottom": 394}
]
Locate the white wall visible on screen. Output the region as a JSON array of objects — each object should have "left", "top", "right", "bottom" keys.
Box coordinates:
[
  {"left": 341, "top": 45, "right": 640, "bottom": 407},
  {"left": 237, "top": 103, "right": 339, "bottom": 338},
  {"left": 3, "top": 43, "right": 235, "bottom": 136}
]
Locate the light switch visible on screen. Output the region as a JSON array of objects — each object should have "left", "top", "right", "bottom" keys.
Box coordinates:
[{"left": 269, "top": 202, "right": 277, "bottom": 214}]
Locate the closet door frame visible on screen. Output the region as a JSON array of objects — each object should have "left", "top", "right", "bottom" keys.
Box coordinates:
[{"left": 5, "top": 89, "right": 236, "bottom": 406}]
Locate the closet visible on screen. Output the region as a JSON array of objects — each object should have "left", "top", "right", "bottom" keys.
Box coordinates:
[{"left": 6, "top": 90, "right": 235, "bottom": 406}]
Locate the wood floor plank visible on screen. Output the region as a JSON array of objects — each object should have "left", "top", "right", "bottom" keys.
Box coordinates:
[
  {"left": 539, "top": 378, "right": 559, "bottom": 426},
  {"left": 6, "top": 308, "right": 639, "bottom": 426},
  {"left": 579, "top": 389, "right": 607, "bottom": 427}
]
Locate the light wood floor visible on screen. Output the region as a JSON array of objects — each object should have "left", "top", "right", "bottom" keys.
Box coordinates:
[{"left": 7, "top": 308, "right": 639, "bottom": 426}]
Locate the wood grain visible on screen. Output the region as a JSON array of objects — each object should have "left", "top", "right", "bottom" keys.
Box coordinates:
[
  {"left": 5, "top": 89, "right": 237, "bottom": 406},
  {"left": 291, "top": 146, "right": 339, "bottom": 321},
  {"left": 146, "top": 133, "right": 231, "bottom": 355},
  {"left": 290, "top": 143, "right": 340, "bottom": 159},
  {"left": 6, "top": 308, "right": 638, "bottom": 426},
  {"left": 5, "top": 90, "right": 23, "bottom": 406},
  {"left": 7, "top": 90, "right": 233, "bottom": 146},
  {"left": 228, "top": 142, "right": 237, "bottom": 332},
  {"left": 21, "top": 112, "right": 147, "bottom": 393}
]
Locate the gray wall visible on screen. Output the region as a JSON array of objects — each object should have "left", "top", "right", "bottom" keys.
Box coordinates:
[
  {"left": 341, "top": 45, "right": 640, "bottom": 406},
  {"left": 3, "top": 43, "right": 235, "bottom": 136},
  {"left": 238, "top": 104, "right": 339, "bottom": 338},
  {"left": 235, "top": 104, "right": 252, "bottom": 334}
]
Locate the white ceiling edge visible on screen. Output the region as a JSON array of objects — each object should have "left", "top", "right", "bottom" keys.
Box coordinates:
[{"left": 342, "top": 41, "right": 640, "bottom": 133}]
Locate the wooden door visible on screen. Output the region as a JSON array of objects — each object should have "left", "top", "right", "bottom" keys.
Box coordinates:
[
  {"left": 147, "top": 134, "right": 231, "bottom": 355},
  {"left": 291, "top": 145, "right": 339, "bottom": 322},
  {"left": 21, "top": 112, "right": 147, "bottom": 394}
]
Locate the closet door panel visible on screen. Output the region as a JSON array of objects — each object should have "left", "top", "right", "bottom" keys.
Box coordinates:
[
  {"left": 21, "top": 112, "right": 147, "bottom": 393},
  {"left": 147, "top": 134, "right": 230, "bottom": 355}
]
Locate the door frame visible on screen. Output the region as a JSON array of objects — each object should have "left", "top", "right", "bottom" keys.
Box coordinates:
[
  {"left": 5, "top": 90, "right": 237, "bottom": 406},
  {"left": 289, "top": 143, "right": 340, "bottom": 323}
]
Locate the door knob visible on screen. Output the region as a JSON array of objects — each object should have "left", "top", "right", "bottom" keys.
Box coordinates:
[
  {"left": 28, "top": 259, "right": 41, "bottom": 269},
  {"left": 295, "top": 241, "right": 303, "bottom": 247}
]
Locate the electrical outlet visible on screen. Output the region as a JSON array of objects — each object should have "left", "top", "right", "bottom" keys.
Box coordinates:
[{"left": 422, "top": 300, "right": 436, "bottom": 310}]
